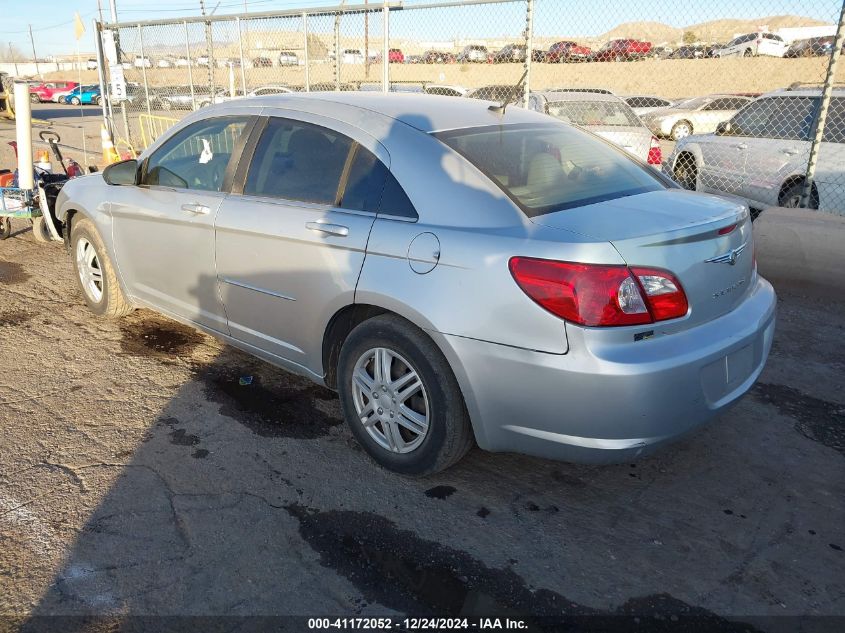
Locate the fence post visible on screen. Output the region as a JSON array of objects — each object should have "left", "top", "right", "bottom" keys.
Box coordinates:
[
  {"left": 523, "top": 0, "right": 534, "bottom": 107},
  {"left": 382, "top": 2, "right": 389, "bottom": 92},
  {"left": 334, "top": 11, "right": 341, "bottom": 91},
  {"left": 802, "top": 0, "right": 845, "bottom": 209},
  {"left": 184, "top": 21, "right": 196, "bottom": 110},
  {"left": 303, "top": 12, "right": 310, "bottom": 92},
  {"left": 94, "top": 20, "right": 111, "bottom": 136},
  {"left": 237, "top": 17, "right": 247, "bottom": 92},
  {"left": 138, "top": 24, "right": 152, "bottom": 118}
]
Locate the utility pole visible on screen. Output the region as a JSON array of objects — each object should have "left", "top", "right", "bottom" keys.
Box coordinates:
[
  {"left": 28, "top": 25, "right": 41, "bottom": 77},
  {"left": 8, "top": 43, "right": 19, "bottom": 76}
]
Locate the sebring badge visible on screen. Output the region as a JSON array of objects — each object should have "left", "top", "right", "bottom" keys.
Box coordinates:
[{"left": 705, "top": 242, "right": 747, "bottom": 266}]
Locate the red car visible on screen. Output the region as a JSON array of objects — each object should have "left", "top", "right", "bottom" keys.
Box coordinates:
[
  {"left": 591, "top": 39, "right": 652, "bottom": 62},
  {"left": 388, "top": 48, "right": 405, "bottom": 63},
  {"left": 29, "top": 81, "right": 79, "bottom": 103},
  {"left": 546, "top": 41, "right": 592, "bottom": 63}
]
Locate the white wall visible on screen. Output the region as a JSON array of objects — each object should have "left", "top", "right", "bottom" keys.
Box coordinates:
[{"left": 0, "top": 62, "right": 85, "bottom": 78}]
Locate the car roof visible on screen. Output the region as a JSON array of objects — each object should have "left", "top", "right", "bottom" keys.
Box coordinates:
[
  {"left": 213, "top": 92, "right": 546, "bottom": 132},
  {"left": 766, "top": 87, "right": 845, "bottom": 97},
  {"left": 533, "top": 91, "right": 624, "bottom": 104}
]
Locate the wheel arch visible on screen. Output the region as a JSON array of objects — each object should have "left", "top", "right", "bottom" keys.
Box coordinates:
[
  {"left": 321, "top": 301, "right": 487, "bottom": 447},
  {"left": 778, "top": 175, "right": 819, "bottom": 208}
]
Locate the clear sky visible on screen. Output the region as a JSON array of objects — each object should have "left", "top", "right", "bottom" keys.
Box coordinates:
[{"left": 0, "top": 0, "right": 839, "bottom": 57}]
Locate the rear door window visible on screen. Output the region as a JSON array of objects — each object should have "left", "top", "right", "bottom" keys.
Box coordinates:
[
  {"left": 244, "top": 118, "right": 353, "bottom": 204},
  {"left": 730, "top": 97, "right": 816, "bottom": 140},
  {"left": 340, "top": 146, "right": 418, "bottom": 219},
  {"left": 822, "top": 98, "right": 845, "bottom": 143}
]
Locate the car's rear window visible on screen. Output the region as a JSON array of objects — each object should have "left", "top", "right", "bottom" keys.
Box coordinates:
[
  {"left": 435, "top": 123, "right": 664, "bottom": 217},
  {"left": 546, "top": 100, "right": 642, "bottom": 127}
]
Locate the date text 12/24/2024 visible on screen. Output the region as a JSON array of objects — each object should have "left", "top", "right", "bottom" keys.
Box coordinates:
[{"left": 308, "top": 618, "right": 528, "bottom": 630}]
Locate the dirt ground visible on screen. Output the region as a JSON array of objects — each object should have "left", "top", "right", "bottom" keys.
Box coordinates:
[{"left": 0, "top": 203, "right": 843, "bottom": 630}]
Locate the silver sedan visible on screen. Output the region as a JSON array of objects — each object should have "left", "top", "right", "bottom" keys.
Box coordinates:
[{"left": 56, "top": 93, "right": 776, "bottom": 475}]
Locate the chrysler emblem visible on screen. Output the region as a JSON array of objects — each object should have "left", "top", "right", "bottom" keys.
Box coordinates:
[{"left": 705, "top": 242, "right": 747, "bottom": 266}]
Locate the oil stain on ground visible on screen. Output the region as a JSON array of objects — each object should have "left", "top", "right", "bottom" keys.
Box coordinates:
[
  {"left": 425, "top": 485, "right": 456, "bottom": 499},
  {"left": 286, "top": 505, "right": 759, "bottom": 630},
  {"left": 753, "top": 383, "right": 844, "bottom": 455},
  {"left": 120, "top": 314, "right": 204, "bottom": 359},
  {"left": 198, "top": 364, "right": 341, "bottom": 439},
  {"left": 0, "top": 260, "right": 31, "bottom": 285},
  {"left": 0, "top": 309, "right": 35, "bottom": 326}
]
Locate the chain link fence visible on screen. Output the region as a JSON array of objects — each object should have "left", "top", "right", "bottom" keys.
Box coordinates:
[{"left": 96, "top": 0, "right": 845, "bottom": 214}]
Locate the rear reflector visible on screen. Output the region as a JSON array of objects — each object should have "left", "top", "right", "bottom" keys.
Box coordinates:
[
  {"left": 509, "top": 257, "right": 688, "bottom": 327},
  {"left": 717, "top": 223, "right": 737, "bottom": 235},
  {"left": 647, "top": 136, "right": 662, "bottom": 165}
]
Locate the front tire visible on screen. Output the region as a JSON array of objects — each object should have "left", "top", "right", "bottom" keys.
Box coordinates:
[
  {"left": 0, "top": 218, "right": 11, "bottom": 240},
  {"left": 71, "top": 218, "right": 133, "bottom": 318},
  {"left": 744, "top": 48, "right": 753, "bottom": 57},
  {"left": 337, "top": 315, "right": 474, "bottom": 475},
  {"left": 779, "top": 182, "right": 819, "bottom": 209},
  {"left": 673, "top": 153, "right": 698, "bottom": 190},
  {"left": 30, "top": 216, "right": 53, "bottom": 243},
  {"left": 30, "top": 94, "right": 40, "bottom": 103},
  {"left": 70, "top": 96, "right": 81, "bottom": 105}
]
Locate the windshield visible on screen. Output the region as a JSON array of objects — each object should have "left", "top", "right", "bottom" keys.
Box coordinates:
[
  {"left": 436, "top": 123, "right": 664, "bottom": 217},
  {"left": 672, "top": 96, "right": 710, "bottom": 110},
  {"left": 546, "top": 100, "right": 642, "bottom": 127}
]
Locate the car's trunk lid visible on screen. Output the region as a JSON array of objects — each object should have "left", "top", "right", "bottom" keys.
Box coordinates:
[{"left": 531, "top": 189, "right": 754, "bottom": 328}]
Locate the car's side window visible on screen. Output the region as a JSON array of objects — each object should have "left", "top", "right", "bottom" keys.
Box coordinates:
[
  {"left": 244, "top": 117, "right": 353, "bottom": 205},
  {"left": 143, "top": 117, "right": 249, "bottom": 191},
  {"left": 822, "top": 98, "right": 844, "bottom": 144},
  {"left": 703, "top": 98, "right": 733, "bottom": 111},
  {"left": 731, "top": 97, "right": 816, "bottom": 140},
  {"left": 340, "top": 145, "right": 418, "bottom": 220}
]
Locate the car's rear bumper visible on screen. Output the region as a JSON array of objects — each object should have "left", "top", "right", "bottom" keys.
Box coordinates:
[{"left": 435, "top": 275, "right": 776, "bottom": 464}]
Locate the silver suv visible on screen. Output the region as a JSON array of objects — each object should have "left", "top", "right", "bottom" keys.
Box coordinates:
[{"left": 667, "top": 89, "right": 845, "bottom": 212}]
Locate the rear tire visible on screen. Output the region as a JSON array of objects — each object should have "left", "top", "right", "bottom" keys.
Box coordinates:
[
  {"left": 673, "top": 153, "right": 698, "bottom": 190},
  {"left": 779, "top": 181, "right": 819, "bottom": 209},
  {"left": 337, "top": 314, "right": 474, "bottom": 476},
  {"left": 744, "top": 48, "right": 753, "bottom": 57},
  {"left": 30, "top": 216, "right": 53, "bottom": 243},
  {"left": 70, "top": 96, "right": 81, "bottom": 105},
  {"left": 0, "top": 218, "right": 11, "bottom": 240},
  {"left": 30, "top": 94, "right": 40, "bottom": 103},
  {"left": 70, "top": 217, "right": 133, "bottom": 318}
]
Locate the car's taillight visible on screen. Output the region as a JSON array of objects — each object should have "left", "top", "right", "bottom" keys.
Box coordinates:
[
  {"left": 647, "top": 136, "right": 662, "bottom": 165},
  {"left": 509, "top": 258, "right": 688, "bottom": 327}
]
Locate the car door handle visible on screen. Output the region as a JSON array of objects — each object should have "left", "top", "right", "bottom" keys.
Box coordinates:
[
  {"left": 306, "top": 221, "right": 349, "bottom": 237},
  {"left": 733, "top": 144, "right": 748, "bottom": 150},
  {"left": 781, "top": 148, "right": 800, "bottom": 156},
  {"left": 181, "top": 203, "right": 211, "bottom": 215}
]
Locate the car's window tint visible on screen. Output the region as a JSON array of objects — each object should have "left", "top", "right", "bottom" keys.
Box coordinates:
[
  {"left": 340, "top": 146, "right": 418, "bottom": 219},
  {"left": 143, "top": 116, "right": 249, "bottom": 191},
  {"left": 731, "top": 97, "right": 816, "bottom": 140},
  {"left": 437, "top": 123, "right": 663, "bottom": 218},
  {"left": 822, "top": 98, "right": 845, "bottom": 143},
  {"left": 245, "top": 118, "right": 353, "bottom": 204},
  {"left": 546, "top": 100, "right": 641, "bottom": 127}
]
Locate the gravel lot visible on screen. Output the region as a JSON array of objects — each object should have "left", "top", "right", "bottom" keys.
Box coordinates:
[{"left": 0, "top": 207, "right": 843, "bottom": 630}]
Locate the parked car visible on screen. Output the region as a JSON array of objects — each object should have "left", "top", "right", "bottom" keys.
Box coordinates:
[
  {"left": 387, "top": 48, "right": 405, "bottom": 63},
  {"left": 465, "top": 85, "right": 525, "bottom": 101},
  {"left": 251, "top": 57, "right": 273, "bottom": 68},
  {"left": 622, "top": 95, "right": 675, "bottom": 116},
  {"left": 424, "top": 84, "right": 468, "bottom": 97},
  {"left": 591, "top": 39, "right": 652, "bottom": 62},
  {"left": 404, "top": 55, "right": 423, "bottom": 65},
  {"left": 669, "top": 46, "right": 705, "bottom": 59},
  {"left": 134, "top": 56, "right": 152, "bottom": 68},
  {"left": 545, "top": 41, "right": 592, "bottom": 63},
  {"left": 457, "top": 44, "right": 489, "bottom": 63},
  {"left": 154, "top": 85, "right": 213, "bottom": 110},
  {"left": 29, "top": 81, "right": 78, "bottom": 103},
  {"left": 196, "top": 56, "right": 211, "bottom": 67},
  {"left": 50, "top": 83, "right": 82, "bottom": 103},
  {"left": 63, "top": 85, "right": 102, "bottom": 106},
  {"left": 493, "top": 44, "right": 528, "bottom": 63},
  {"left": 175, "top": 57, "right": 192, "bottom": 67},
  {"left": 667, "top": 88, "right": 844, "bottom": 212},
  {"left": 55, "top": 92, "right": 775, "bottom": 474},
  {"left": 341, "top": 49, "right": 365, "bottom": 64},
  {"left": 547, "top": 87, "right": 615, "bottom": 95},
  {"left": 86, "top": 59, "right": 98, "bottom": 70},
  {"left": 278, "top": 51, "right": 299, "bottom": 66},
  {"left": 641, "top": 94, "right": 755, "bottom": 141},
  {"left": 157, "top": 58, "right": 174, "bottom": 68},
  {"left": 529, "top": 91, "right": 662, "bottom": 165},
  {"left": 716, "top": 33, "right": 788, "bottom": 58},
  {"left": 422, "top": 50, "right": 456, "bottom": 64},
  {"left": 784, "top": 36, "right": 835, "bottom": 58}
]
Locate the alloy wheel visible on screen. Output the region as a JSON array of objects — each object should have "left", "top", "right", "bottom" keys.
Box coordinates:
[
  {"left": 351, "top": 347, "right": 429, "bottom": 454},
  {"left": 76, "top": 237, "right": 104, "bottom": 303}
]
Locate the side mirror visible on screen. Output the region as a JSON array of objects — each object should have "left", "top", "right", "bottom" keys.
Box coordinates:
[
  {"left": 103, "top": 159, "right": 139, "bottom": 186},
  {"left": 716, "top": 121, "right": 732, "bottom": 136}
]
